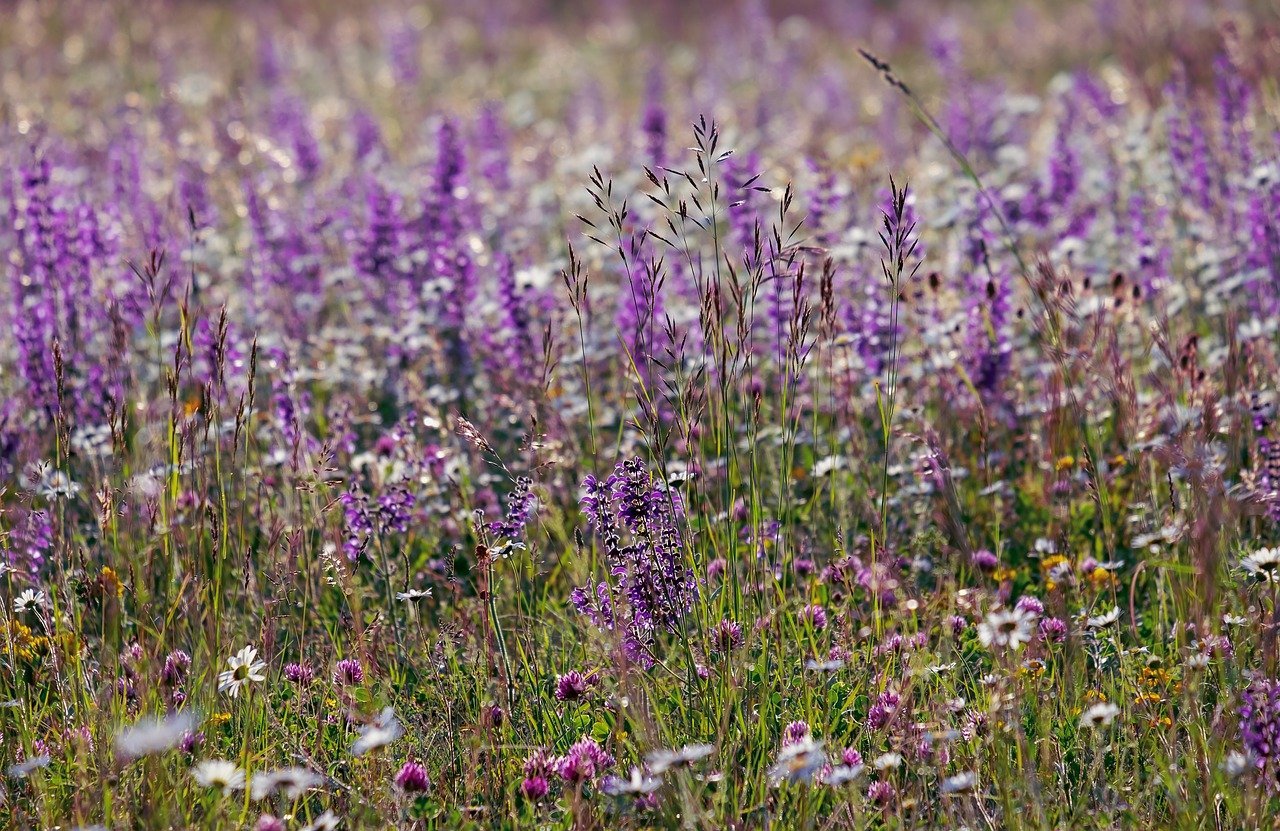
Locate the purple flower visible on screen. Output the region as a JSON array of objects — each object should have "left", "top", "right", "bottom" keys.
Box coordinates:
[
  {"left": 162, "top": 650, "right": 191, "bottom": 687},
  {"left": 556, "top": 737, "right": 614, "bottom": 784},
  {"left": 1240, "top": 678, "right": 1280, "bottom": 787},
  {"left": 1039, "top": 618, "right": 1068, "bottom": 643},
  {"left": 333, "top": 659, "right": 364, "bottom": 686},
  {"left": 488, "top": 477, "right": 536, "bottom": 541},
  {"left": 799, "top": 604, "right": 828, "bottom": 630},
  {"left": 523, "top": 749, "right": 554, "bottom": 779},
  {"left": 284, "top": 663, "right": 315, "bottom": 685},
  {"left": 571, "top": 459, "right": 698, "bottom": 666},
  {"left": 180, "top": 731, "right": 205, "bottom": 755},
  {"left": 394, "top": 761, "right": 431, "bottom": 793},
  {"left": 971, "top": 549, "right": 999, "bottom": 572},
  {"left": 712, "top": 619, "right": 744, "bottom": 654},
  {"left": 521, "top": 775, "right": 549, "bottom": 800},
  {"left": 1015, "top": 596, "right": 1044, "bottom": 616},
  {"left": 783, "top": 720, "right": 811, "bottom": 746},
  {"left": 554, "top": 671, "right": 592, "bottom": 702},
  {"left": 866, "top": 690, "right": 901, "bottom": 731},
  {"left": 868, "top": 779, "right": 896, "bottom": 808}
]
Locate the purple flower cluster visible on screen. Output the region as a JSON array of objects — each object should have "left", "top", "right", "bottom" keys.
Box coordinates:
[
  {"left": 488, "top": 477, "right": 536, "bottom": 542},
  {"left": 520, "top": 739, "right": 615, "bottom": 798},
  {"left": 340, "top": 485, "right": 416, "bottom": 561},
  {"left": 1240, "top": 678, "right": 1280, "bottom": 787},
  {"left": 571, "top": 458, "right": 697, "bottom": 667}
]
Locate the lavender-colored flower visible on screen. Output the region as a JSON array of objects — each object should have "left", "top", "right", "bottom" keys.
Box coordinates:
[
  {"left": 333, "top": 658, "right": 364, "bottom": 686},
  {"left": 179, "top": 731, "right": 205, "bottom": 755},
  {"left": 256, "top": 815, "right": 287, "bottom": 831},
  {"left": 783, "top": 720, "right": 811, "bottom": 746},
  {"left": 284, "top": 662, "right": 315, "bottom": 685},
  {"left": 1039, "top": 618, "right": 1068, "bottom": 643},
  {"left": 1240, "top": 678, "right": 1280, "bottom": 787},
  {"left": 799, "top": 604, "right": 828, "bottom": 630},
  {"left": 523, "top": 749, "right": 554, "bottom": 779},
  {"left": 1015, "top": 595, "right": 1044, "bottom": 616},
  {"left": 971, "top": 549, "right": 999, "bottom": 572},
  {"left": 521, "top": 775, "right": 549, "bottom": 800},
  {"left": 394, "top": 761, "right": 431, "bottom": 793},
  {"left": 556, "top": 737, "right": 614, "bottom": 784},
  {"left": 162, "top": 650, "right": 191, "bottom": 687},
  {"left": 866, "top": 690, "right": 901, "bottom": 731},
  {"left": 571, "top": 459, "right": 697, "bottom": 665},
  {"left": 340, "top": 490, "right": 375, "bottom": 561},
  {"left": 488, "top": 477, "right": 536, "bottom": 541},
  {"left": 711, "top": 619, "right": 744, "bottom": 654},
  {"left": 868, "top": 779, "right": 897, "bottom": 808},
  {"left": 554, "top": 671, "right": 592, "bottom": 702}
]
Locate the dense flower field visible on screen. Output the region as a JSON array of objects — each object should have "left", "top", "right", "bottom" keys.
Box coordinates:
[{"left": 2, "top": 0, "right": 1280, "bottom": 828}]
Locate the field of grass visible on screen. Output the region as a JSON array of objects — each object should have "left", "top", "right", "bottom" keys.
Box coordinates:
[{"left": 2, "top": 1, "right": 1280, "bottom": 828}]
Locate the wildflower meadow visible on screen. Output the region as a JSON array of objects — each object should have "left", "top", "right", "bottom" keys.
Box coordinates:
[{"left": 3, "top": 0, "right": 1280, "bottom": 828}]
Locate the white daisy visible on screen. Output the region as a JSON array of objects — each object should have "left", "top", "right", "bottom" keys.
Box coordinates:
[
  {"left": 1085, "top": 606, "right": 1121, "bottom": 629},
  {"left": 301, "top": 810, "right": 341, "bottom": 831},
  {"left": 350, "top": 707, "right": 403, "bottom": 755},
  {"left": 824, "top": 764, "right": 864, "bottom": 786},
  {"left": 1241, "top": 547, "right": 1280, "bottom": 583},
  {"left": 14, "top": 589, "right": 46, "bottom": 615},
  {"left": 767, "top": 737, "right": 826, "bottom": 785},
  {"left": 1079, "top": 702, "right": 1121, "bottom": 728},
  {"left": 804, "top": 658, "right": 845, "bottom": 672},
  {"left": 602, "top": 767, "right": 661, "bottom": 795},
  {"left": 872, "top": 752, "right": 903, "bottom": 770},
  {"left": 36, "top": 468, "right": 82, "bottom": 500},
  {"left": 1222, "top": 751, "right": 1251, "bottom": 778},
  {"left": 395, "top": 588, "right": 433, "bottom": 602},
  {"left": 977, "top": 608, "right": 1036, "bottom": 651},
  {"left": 218, "top": 645, "right": 266, "bottom": 698},
  {"left": 940, "top": 771, "right": 977, "bottom": 793},
  {"left": 114, "top": 711, "right": 199, "bottom": 761},
  {"left": 645, "top": 743, "right": 715, "bottom": 774},
  {"left": 6, "top": 754, "right": 51, "bottom": 778},
  {"left": 250, "top": 766, "right": 323, "bottom": 801},
  {"left": 191, "top": 759, "right": 246, "bottom": 794}
]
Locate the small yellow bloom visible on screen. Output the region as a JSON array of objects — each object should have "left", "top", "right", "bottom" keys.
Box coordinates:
[
  {"left": 209, "top": 712, "right": 232, "bottom": 727},
  {"left": 1141, "top": 667, "right": 1171, "bottom": 688},
  {"left": 1041, "top": 555, "right": 1069, "bottom": 572},
  {"left": 846, "top": 145, "right": 882, "bottom": 173},
  {"left": 101, "top": 566, "right": 124, "bottom": 598},
  {"left": 1088, "top": 569, "right": 1118, "bottom": 589},
  {"left": 1018, "top": 659, "right": 1046, "bottom": 679},
  {"left": 1055, "top": 455, "right": 1076, "bottom": 471},
  {"left": 3, "top": 620, "right": 45, "bottom": 662}
]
